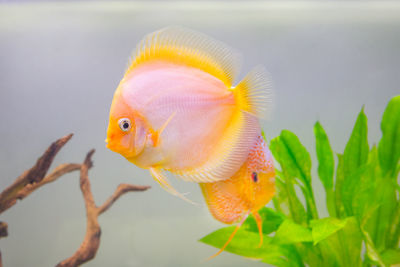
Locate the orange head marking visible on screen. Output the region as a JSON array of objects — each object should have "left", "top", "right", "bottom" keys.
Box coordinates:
[{"left": 106, "top": 90, "right": 148, "bottom": 160}]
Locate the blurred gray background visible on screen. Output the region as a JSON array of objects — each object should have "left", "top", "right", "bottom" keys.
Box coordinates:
[{"left": 0, "top": 1, "right": 399, "bottom": 266}]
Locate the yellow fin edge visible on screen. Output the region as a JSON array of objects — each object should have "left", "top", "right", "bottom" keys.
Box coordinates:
[
  {"left": 234, "top": 65, "right": 272, "bottom": 119},
  {"left": 126, "top": 27, "right": 242, "bottom": 87}
]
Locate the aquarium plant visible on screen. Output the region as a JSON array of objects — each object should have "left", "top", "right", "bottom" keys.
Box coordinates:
[{"left": 201, "top": 96, "right": 400, "bottom": 267}]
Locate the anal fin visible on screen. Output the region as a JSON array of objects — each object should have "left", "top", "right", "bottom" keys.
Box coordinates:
[
  {"left": 207, "top": 212, "right": 249, "bottom": 260},
  {"left": 253, "top": 211, "right": 263, "bottom": 247},
  {"left": 149, "top": 167, "right": 196, "bottom": 205}
]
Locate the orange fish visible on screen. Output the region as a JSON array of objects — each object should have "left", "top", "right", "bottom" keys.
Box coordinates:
[
  {"left": 200, "top": 134, "right": 275, "bottom": 258},
  {"left": 106, "top": 27, "right": 272, "bottom": 202}
]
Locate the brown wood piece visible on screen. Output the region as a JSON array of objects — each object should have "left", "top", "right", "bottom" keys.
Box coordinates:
[
  {"left": 56, "top": 150, "right": 150, "bottom": 267},
  {"left": 0, "top": 134, "right": 73, "bottom": 213},
  {"left": 0, "top": 135, "right": 150, "bottom": 267},
  {"left": 0, "top": 222, "right": 7, "bottom": 238}
]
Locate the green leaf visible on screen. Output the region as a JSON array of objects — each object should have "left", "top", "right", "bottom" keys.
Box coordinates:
[
  {"left": 343, "top": 107, "right": 369, "bottom": 176},
  {"left": 199, "top": 226, "right": 268, "bottom": 258},
  {"left": 316, "top": 217, "right": 362, "bottom": 267},
  {"left": 314, "top": 121, "right": 337, "bottom": 217},
  {"left": 352, "top": 146, "right": 397, "bottom": 252},
  {"left": 378, "top": 95, "right": 400, "bottom": 177},
  {"left": 381, "top": 249, "right": 400, "bottom": 265},
  {"left": 341, "top": 165, "right": 367, "bottom": 216},
  {"left": 388, "top": 202, "right": 400, "bottom": 249},
  {"left": 351, "top": 148, "right": 379, "bottom": 221},
  {"left": 200, "top": 227, "right": 302, "bottom": 267},
  {"left": 314, "top": 121, "right": 334, "bottom": 190},
  {"left": 270, "top": 130, "right": 312, "bottom": 188},
  {"left": 273, "top": 219, "right": 313, "bottom": 245},
  {"left": 340, "top": 108, "right": 369, "bottom": 216},
  {"left": 351, "top": 147, "right": 397, "bottom": 254},
  {"left": 372, "top": 177, "right": 397, "bottom": 252},
  {"left": 260, "top": 244, "right": 304, "bottom": 267},
  {"left": 243, "top": 207, "right": 285, "bottom": 235},
  {"left": 314, "top": 122, "right": 336, "bottom": 217},
  {"left": 316, "top": 234, "right": 343, "bottom": 266},
  {"left": 272, "top": 175, "right": 289, "bottom": 215},
  {"left": 360, "top": 208, "right": 386, "bottom": 266},
  {"left": 270, "top": 131, "right": 318, "bottom": 220},
  {"left": 340, "top": 217, "right": 363, "bottom": 267},
  {"left": 310, "top": 217, "right": 347, "bottom": 245},
  {"left": 270, "top": 139, "right": 308, "bottom": 224}
]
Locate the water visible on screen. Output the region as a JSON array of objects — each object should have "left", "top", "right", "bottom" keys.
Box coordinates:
[{"left": 0, "top": 1, "right": 399, "bottom": 266}]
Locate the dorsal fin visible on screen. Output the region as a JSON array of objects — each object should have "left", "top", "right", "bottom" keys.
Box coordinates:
[{"left": 126, "top": 26, "right": 242, "bottom": 87}]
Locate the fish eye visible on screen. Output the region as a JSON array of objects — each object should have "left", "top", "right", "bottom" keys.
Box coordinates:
[
  {"left": 251, "top": 172, "right": 258, "bottom": 182},
  {"left": 118, "top": 118, "right": 131, "bottom": 132}
]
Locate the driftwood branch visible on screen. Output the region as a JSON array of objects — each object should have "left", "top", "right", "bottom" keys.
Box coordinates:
[
  {"left": 97, "top": 184, "right": 150, "bottom": 215},
  {"left": 57, "top": 150, "right": 99, "bottom": 267},
  {"left": 16, "top": 163, "right": 82, "bottom": 200},
  {"left": 0, "top": 134, "right": 150, "bottom": 267},
  {"left": 0, "top": 222, "right": 7, "bottom": 239},
  {"left": 0, "top": 134, "right": 75, "bottom": 213},
  {"left": 56, "top": 150, "right": 150, "bottom": 267}
]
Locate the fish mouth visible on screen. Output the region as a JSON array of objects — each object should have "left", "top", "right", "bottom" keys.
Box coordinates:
[
  {"left": 105, "top": 141, "right": 125, "bottom": 154},
  {"left": 105, "top": 135, "right": 138, "bottom": 157},
  {"left": 105, "top": 140, "right": 116, "bottom": 151},
  {"left": 105, "top": 138, "right": 112, "bottom": 148},
  {"left": 105, "top": 137, "right": 120, "bottom": 152},
  {"left": 105, "top": 133, "right": 120, "bottom": 152}
]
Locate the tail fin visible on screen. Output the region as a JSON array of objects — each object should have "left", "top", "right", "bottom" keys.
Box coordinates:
[{"left": 234, "top": 66, "right": 273, "bottom": 119}]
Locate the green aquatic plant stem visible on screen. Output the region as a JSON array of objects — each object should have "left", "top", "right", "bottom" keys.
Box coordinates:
[
  {"left": 298, "top": 183, "right": 319, "bottom": 221},
  {"left": 305, "top": 188, "right": 319, "bottom": 221},
  {"left": 326, "top": 190, "right": 336, "bottom": 218},
  {"left": 284, "top": 175, "right": 307, "bottom": 225}
]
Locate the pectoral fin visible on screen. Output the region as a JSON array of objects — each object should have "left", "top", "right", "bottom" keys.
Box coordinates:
[
  {"left": 151, "top": 111, "right": 177, "bottom": 147},
  {"left": 149, "top": 167, "right": 196, "bottom": 205}
]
